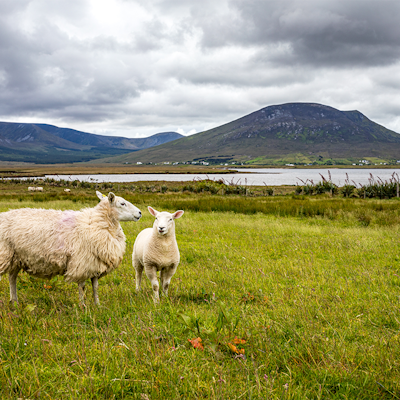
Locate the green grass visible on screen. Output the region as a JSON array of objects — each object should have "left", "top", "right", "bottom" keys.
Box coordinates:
[{"left": 1, "top": 194, "right": 400, "bottom": 399}]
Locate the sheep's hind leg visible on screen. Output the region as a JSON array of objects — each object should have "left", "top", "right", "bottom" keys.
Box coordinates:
[
  {"left": 9, "top": 269, "right": 20, "bottom": 304},
  {"left": 78, "top": 281, "right": 86, "bottom": 306},
  {"left": 145, "top": 266, "right": 160, "bottom": 303},
  {"left": 91, "top": 276, "right": 100, "bottom": 306}
]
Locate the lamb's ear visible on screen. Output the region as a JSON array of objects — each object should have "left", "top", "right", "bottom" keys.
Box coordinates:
[
  {"left": 148, "top": 206, "right": 159, "bottom": 217},
  {"left": 173, "top": 210, "right": 184, "bottom": 219},
  {"left": 96, "top": 191, "right": 104, "bottom": 200},
  {"left": 108, "top": 192, "right": 116, "bottom": 204}
]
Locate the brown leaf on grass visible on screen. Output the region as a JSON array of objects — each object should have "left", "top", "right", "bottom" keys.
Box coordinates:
[
  {"left": 188, "top": 337, "right": 204, "bottom": 350},
  {"left": 232, "top": 336, "right": 246, "bottom": 345},
  {"left": 228, "top": 343, "right": 245, "bottom": 354}
]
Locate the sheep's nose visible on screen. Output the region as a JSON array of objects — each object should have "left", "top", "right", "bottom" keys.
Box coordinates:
[{"left": 138, "top": 211, "right": 142, "bottom": 216}]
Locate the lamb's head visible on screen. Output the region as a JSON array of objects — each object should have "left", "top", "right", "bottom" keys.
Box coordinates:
[
  {"left": 148, "top": 206, "right": 184, "bottom": 236},
  {"left": 96, "top": 191, "right": 142, "bottom": 221}
]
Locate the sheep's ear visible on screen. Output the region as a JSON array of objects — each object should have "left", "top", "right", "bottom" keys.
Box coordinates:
[
  {"left": 108, "top": 192, "right": 116, "bottom": 204},
  {"left": 96, "top": 191, "right": 104, "bottom": 200},
  {"left": 148, "top": 206, "right": 158, "bottom": 217},
  {"left": 173, "top": 210, "right": 184, "bottom": 219}
]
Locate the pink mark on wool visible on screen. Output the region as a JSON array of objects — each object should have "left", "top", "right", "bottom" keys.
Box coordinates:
[
  {"left": 60, "top": 210, "right": 78, "bottom": 229},
  {"left": 57, "top": 211, "right": 78, "bottom": 251}
]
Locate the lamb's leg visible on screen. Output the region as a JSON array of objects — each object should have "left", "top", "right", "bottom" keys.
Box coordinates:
[
  {"left": 78, "top": 281, "right": 86, "bottom": 306},
  {"left": 145, "top": 266, "right": 159, "bottom": 303},
  {"left": 161, "top": 266, "right": 176, "bottom": 297},
  {"left": 134, "top": 260, "right": 144, "bottom": 292},
  {"left": 91, "top": 277, "right": 100, "bottom": 306},
  {"left": 9, "top": 269, "right": 20, "bottom": 304}
]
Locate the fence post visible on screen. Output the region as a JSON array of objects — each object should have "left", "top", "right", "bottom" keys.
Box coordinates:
[{"left": 397, "top": 182, "right": 399, "bottom": 197}]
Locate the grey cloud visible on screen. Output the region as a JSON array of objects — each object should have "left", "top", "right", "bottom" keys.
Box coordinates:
[
  {"left": 1, "top": 0, "right": 400, "bottom": 136},
  {"left": 0, "top": 0, "right": 30, "bottom": 16},
  {"left": 196, "top": 0, "right": 400, "bottom": 67},
  {"left": 0, "top": 16, "right": 143, "bottom": 117}
]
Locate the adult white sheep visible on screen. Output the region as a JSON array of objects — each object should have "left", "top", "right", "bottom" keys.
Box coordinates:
[
  {"left": 133, "top": 206, "right": 184, "bottom": 303},
  {"left": 0, "top": 191, "right": 141, "bottom": 306}
]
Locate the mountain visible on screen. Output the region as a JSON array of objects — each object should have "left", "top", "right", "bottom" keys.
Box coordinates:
[
  {"left": 102, "top": 103, "right": 400, "bottom": 165},
  {"left": 0, "top": 122, "right": 182, "bottom": 163}
]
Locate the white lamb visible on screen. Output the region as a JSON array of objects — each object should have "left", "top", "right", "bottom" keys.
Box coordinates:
[
  {"left": 0, "top": 191, "right": 141, "bottom": 306},
  {"left": 132, "top": 206, "right": 184, "bottom": 303}
]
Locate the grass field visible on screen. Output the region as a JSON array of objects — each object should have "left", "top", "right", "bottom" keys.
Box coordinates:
[{"left": 0, "top": 191, "right": 400, "bottom": 399}]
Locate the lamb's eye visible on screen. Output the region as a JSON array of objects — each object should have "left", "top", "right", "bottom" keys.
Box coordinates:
[{"left": 121, "top": 202, "right": 126, "bottom": 206}]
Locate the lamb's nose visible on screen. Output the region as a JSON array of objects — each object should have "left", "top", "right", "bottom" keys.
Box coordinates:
[{"left": 138, "top": 211, "right": 142, "bottom": 216}]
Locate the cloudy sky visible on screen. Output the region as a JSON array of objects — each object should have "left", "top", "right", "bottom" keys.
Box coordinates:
[{"left": 1, "top": 0, "right": 400, "bottom": 138}]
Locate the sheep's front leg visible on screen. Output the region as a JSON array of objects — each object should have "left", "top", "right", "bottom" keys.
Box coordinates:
[
  {"left": 160, "top": 265, "right": 176, "bottom": 297},
  {"left": 78, "top": 281, "right": 86, "bottom": 306},
  {"left": 9, "top": 269, "right": 20, "bottom": 304},
  {"left": 145, "top": 266, "right": 159, "bottom": 303},
  {"left": 134, "top": 260, "right": 144, "bottom": 292},
  {"left": 91, "top": 277, "right": 100, "bottom": 306}
]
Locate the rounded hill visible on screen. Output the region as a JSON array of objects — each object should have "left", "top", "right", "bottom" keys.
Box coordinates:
[{"left": 106, "top": 103, "right": 400, "bottom": 165}]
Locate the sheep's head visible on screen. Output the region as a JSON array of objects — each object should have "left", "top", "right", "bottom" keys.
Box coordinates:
[
  {"left": 96, "top": 191, "right": 142, "bottom": 221},
  {"left": 148, "top": 206, "right": 184, "bottom": 236}
]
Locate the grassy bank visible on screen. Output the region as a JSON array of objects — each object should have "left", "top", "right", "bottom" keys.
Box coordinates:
[
  {"left": 0, "top": 194, "right": 400, "bottom": 399},
  {"left": 0, "top": 164, "right": 233, "bottom": 178}
]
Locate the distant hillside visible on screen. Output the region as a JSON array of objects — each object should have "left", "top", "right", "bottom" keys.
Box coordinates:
[
  {"left": 0, "top": 122, "right": 182, "bottom": 163},
  {"left": 102, "top": 103, "right": 400, "bottom": 165}
]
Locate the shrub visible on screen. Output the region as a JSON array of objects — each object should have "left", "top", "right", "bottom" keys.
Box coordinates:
[{"left": 341, "top": 184, "right": 355, "bottom": 197}]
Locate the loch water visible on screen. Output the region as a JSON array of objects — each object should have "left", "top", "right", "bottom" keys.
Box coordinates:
[{"left": 41, "top": 168, "right": 400, "bottom": 187}]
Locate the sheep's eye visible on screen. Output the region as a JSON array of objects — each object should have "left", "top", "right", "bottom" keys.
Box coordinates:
[{"left": 121, "top": 202, "right": 126, "bottom": 206}]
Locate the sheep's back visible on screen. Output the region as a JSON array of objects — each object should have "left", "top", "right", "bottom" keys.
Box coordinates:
[
  {"left": 0, "top": 208, "right": 64, "bottom": 251},
  {"left": 0, "top": 208, "right": 70, "bottom": 277}
]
